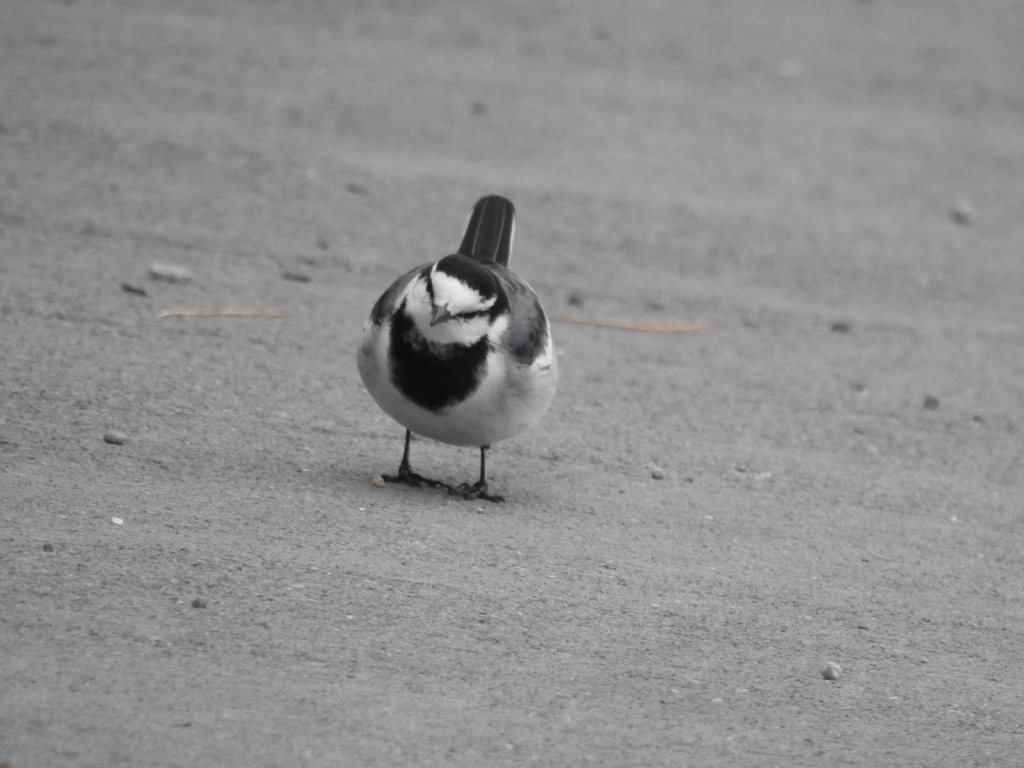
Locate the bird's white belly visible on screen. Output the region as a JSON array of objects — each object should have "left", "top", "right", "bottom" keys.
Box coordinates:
[{"left": 358, "top": 322, "right": 556, "bottom": 447}]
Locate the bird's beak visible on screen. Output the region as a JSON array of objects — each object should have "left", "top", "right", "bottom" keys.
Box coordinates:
[{"left": 430, "top": 304, "right": 454, "bottom": 326}]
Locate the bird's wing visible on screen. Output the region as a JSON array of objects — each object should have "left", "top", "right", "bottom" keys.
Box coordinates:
[
  {"left": 368, "top": 264, "right": 429, "bottom": 325},
  {"left": 495, "top": 267, "right": 550, "bottom": 366}
]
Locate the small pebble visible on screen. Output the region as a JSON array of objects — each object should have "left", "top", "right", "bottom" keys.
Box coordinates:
[
  {"left": 651, "top": 467, "right": 665, "bottom": 480},
  {"left": 830, "top": 321, "right": 851, "bottom": 333},
  {"left": 121, "top": 282, "right": 148, "bottom": 297},
  {"left": 923, "top": 395, "right": 940, "bottom": 410},
  {"left": 282, "top": 270, "right": 311, "bottom": 283},
  {"left": 372, "top": 475, "right": 386, "bottom": 488},
  {"left": 821, "top": 662, "right": 842, "bottom": 681},
  {"left": 192, "top": 597, "right": 207, "bottom": 608},
  {"left": 148, "top": 262, "right": 192, "bottom": 283},
  {"left": 111, "top": 517, "right": 123, "bottom": 525},
  {"left": 950, "top": 199, "right": 973, "bottom": 226},
  {"left": 43, "top": 543, "right": 54, "bottom": 552},
  {"left": 104, "top": 431, "right": 127, "bottom": 445},
  {"left": 566, "top": 291, "right": 584, "bottom": 307}
]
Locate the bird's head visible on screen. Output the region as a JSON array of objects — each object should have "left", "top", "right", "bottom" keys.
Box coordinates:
[{"left": 403, "top": 254, "right": 507, "bottom": 345}]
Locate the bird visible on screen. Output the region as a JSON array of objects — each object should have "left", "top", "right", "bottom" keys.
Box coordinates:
[{"left": 357, "top": 195, "right": 557, "bottom": 503}]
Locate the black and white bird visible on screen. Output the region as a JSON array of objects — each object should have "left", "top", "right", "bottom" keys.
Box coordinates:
[{"left": 357, "top": 195, "right": 557, "bottom": 502}]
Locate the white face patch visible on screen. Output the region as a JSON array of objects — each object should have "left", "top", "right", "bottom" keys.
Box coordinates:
[
  {"left": 401, "top": 270, "right": 493, "bottom": 345},
  {"left": 429, "top": 266, "right": 497, "bottom": 316}
]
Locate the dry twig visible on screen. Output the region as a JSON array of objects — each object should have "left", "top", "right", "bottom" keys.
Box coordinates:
[
  {"left": 158, "top": 310, "right": 286, "bottom": 318},
  {"left": 550, "top": 314, "right": 711, "bottom": 332}
]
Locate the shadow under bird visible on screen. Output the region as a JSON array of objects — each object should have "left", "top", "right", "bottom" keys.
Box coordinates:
[{"left": 357, "top": 195, "right": 557, "bottom": 502}]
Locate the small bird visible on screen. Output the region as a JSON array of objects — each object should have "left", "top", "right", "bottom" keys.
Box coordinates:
[{"left": 357, "top": 195, "right": 557, "bottom": 502}]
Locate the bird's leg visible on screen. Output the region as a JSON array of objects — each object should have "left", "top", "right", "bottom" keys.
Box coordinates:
[
  {"left": 452, "top": 445, "right": 505, "bottom": 503},
  {"left": 382, "top": 430, "right": 452, "bottom": 491}
]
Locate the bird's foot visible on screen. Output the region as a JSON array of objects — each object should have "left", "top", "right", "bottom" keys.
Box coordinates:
[
  {"left": 383, "top": 465, "right": 504, "bottom": 503},
  {"left": 451, "top": 482, "right": 504, "bottom": 504},
  {"left": 383, "top": 465, "right": 451, "bottom": 491}
]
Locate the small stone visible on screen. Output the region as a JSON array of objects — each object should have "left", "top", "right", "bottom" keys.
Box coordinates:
[
  {"left": 148, "top": 262, "right": 192, "bottom": 283},
  {"left": 923, "top": 395, "right": 940, "bottom": 410},
  {"left": 651, "top": 467, "right": 665, "bottom": 480},
  {"left": 121, "top": 282, "right": 148, "bottom": 296},
  {"left": 192, "top": 597, "right": 207, "bottom": 608},
  {"left": 591, "top": 397, "right": 604, "bottom": 407},
  {"left": 950, "top": 199, "right": 973, "bottom": 226},
  {"left": 830, "top": 321, "right": 851, "bottom": 333},
  {"left": 566, "top": 291, "right": 584, "bottom": 307},
  {"left": 821, "top": 662, "right": 842, "bottom": 680},
  {"left": 372, "top": 475, "right": 386, "bottom": 488},
  {"left": 111, "top": 517, "right": 123, "bottom": 525},
  {"left": 282, "top": 270, "right": 311, "bottom": 283},
  {"left": 103, "top": 431, "right": 127, "bottom": 445},
  {"left": 43, "top": 543, "right": 54, "bottom": 552}
]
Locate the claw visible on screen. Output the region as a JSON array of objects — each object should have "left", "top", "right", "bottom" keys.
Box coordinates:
[
  {"left": 383, "top": 466, "right": 450, "bottom": 491},
  {"left": 451, "top": 482, "right": 504, "bottom": 504}
]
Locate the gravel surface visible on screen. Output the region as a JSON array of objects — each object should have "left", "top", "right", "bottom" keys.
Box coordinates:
[{"left": 2, "top": 1, "right": 1023, "bottom": 766}]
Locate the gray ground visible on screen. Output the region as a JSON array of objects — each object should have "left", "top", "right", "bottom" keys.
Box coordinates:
[{"left": 2, "top": 1, "right": 1024, "bottom": 766}]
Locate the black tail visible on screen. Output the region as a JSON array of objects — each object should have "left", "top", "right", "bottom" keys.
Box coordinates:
[{"left": 457, "top": 195, "right": 516, "bottom": 267}]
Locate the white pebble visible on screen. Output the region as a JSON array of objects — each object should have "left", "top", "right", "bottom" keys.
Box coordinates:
[
  {"left": 148, "top": 262, "right": 193, "bottom": 283},
  {"left": 821, "top": 662, "right": 841, "bottom": 680},
  {"left": 111, "top": 517, "right": 123, "bottom": 525},
  {"left": 651, "top": 467, "right": 665, "bottom": 480},
  {"left": 103, "top": 431, "right": 127, "bottom": 445}
]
